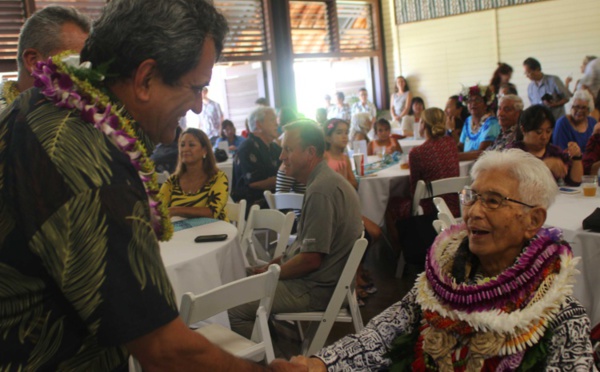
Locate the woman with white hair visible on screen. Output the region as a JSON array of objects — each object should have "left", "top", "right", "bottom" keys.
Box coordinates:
[
  {"left": 292, "top": 149, "right": 595, "bottom": 371},
  {"left": 553, "top": 89, "right": 597, "bottom": 151}
]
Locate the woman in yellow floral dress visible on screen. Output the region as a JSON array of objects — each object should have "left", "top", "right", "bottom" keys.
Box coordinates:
[{"left": 159, "top": 128, "right": 229, "bottom": 221}]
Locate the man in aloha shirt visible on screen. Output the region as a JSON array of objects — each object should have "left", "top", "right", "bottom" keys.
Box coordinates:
[
  {"left": 0, "top": 0, "right": 305, "bottom": 371},
  {"left": 0, "top": 6, "right": 89, "bottom": 114},
  {"left": 488, "top": 94, "right": 523, "bottom": 151},
  {"left": 199, "top": 86, "right": 223, "bottom": 139},
  {"left": 231, "top": 106, "right": 282, "bottom": 209}
]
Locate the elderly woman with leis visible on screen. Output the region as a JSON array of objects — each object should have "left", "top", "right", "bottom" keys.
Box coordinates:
[{"left": 292, "top": 149, "right": 595, "bottom": 371}]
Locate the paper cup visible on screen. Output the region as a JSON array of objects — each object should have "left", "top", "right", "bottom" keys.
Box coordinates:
[{"left": 353, "top": 153, "right": 365, "bottom": 176}]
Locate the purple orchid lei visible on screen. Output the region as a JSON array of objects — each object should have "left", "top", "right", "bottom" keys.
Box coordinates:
[
  {"left": 32, "top": 54, "right": 173, "bottom": 241},
  {"left": 425, "top": 224, "right": 570, "bottom": 313}
]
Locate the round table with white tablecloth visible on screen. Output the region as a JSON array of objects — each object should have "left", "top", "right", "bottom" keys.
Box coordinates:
[
  {"left": 545, "top": 190, "right": 600, "bottom": 327},
  {"left": 357, "top": 156, "right": 474, "bottom": 227},
  {"left": 160, "top": 219, "right": 246, "bottom": 326}
]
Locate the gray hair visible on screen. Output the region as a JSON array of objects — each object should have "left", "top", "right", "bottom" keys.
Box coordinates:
[
  {"left": 498, "top": 94, "right": 524, "bottom": 111},
  {"left": 471, "top": 149, "right": 557, "bottom": 209},
  {"left": 248, "top": 106, "right": 276, "bottom": 132},
  {"left": 17, "top": 6, "right": 91, "bottom": 70},
  {"left": 572, "top": 89, "right": 595, "bottom": 112},
  {"left": 80, "top": 0, "right": 228, "bottom": 85},
  {"left": 283, "top": 119, "right": 325, "bottom": 157}
]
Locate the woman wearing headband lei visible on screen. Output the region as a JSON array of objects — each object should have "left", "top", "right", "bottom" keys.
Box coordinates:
[
  {"left": 293, "top": 150, "right": 595, "bottom": 371},
  {"left": 457, "top": 84, "right": 501, "bottom": 161}
]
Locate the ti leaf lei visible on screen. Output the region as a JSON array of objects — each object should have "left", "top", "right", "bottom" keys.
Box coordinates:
[{"left": 32, "top": 52, "right": 173, "bottom": 241}]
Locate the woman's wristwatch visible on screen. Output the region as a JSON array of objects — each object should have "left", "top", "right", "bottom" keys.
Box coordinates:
[{"left": 571, "top": 155, "right": 582, "bottom": 161}]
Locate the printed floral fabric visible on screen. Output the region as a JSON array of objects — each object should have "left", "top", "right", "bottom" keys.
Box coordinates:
[
  {"left": 231, "top": 133, "right": 281, "bottom": 207},
  {"left": 0, "top": 88, "right": 178, "bottom": 370},
  {"left": 159, "top": 170, "right": 229, "bottom": 221}
]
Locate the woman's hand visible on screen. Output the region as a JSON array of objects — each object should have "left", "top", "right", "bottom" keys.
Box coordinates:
[
  {"left": 566, "top": 141, "right": 582, "bottom": 158},
  {"left": 289, "top": 356, "right": 327, "bottom": 372},
  {"left": 168, "top": 206, "right": 183, "bottom": 217},
  {"left": 228, "top": 145, "right": 237, "bottom": 151},
  {"left": 543, "top": 157, "right": 568, "bottom": 179}
]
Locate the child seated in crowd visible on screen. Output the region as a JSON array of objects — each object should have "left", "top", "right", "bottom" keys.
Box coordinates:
[{"left": 367, "top": 118, "right": 402, "bottom": 156}]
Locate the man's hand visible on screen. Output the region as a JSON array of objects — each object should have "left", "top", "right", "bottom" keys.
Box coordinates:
[
  {"left": 269, "top": 358, "right": 309, "bottom": 371},
  {"left": 289, "top": 356, "right": 327, "bottom": 372},
  {"left": 593, "top": 122, "right": 600, "bottom": 136},
  {"left": 251, "top": 265, "right": 269, "bottom": 275}
]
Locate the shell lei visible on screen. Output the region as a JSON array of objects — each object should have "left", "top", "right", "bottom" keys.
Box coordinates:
[
  {"left": 32, "top": 54, "right": 173, "bottom": 241},
  {"left": 413, "top": 224, "right": 578, "bottom": 370}
]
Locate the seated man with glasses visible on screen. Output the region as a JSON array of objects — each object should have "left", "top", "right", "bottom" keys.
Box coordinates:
[
  {"left": 292, "top": 149, "right": 594, "bottom": 372},
  {"left": 553, "top": 89, "right": 597, "bottom": 151}
]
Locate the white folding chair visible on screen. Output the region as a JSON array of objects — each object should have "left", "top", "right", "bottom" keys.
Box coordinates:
[
  {"left": 263, "top": 190, "right": 304, "bottom": 210},
  {"left": 156, "top": 170, "right": 170, "bottom": 184},
  {"left": 432, "top": 219, "right": 447, "bottom": 234},
  {"left": 240, "top": 206, "right": 295, "bottom": 266},
  {"left": 225, "top": 199, "right": 248, "bottom": 237},
  {"left": 179, "top": 265, "right": 281, "bottom": 363},
  {"left": 412, "top": 176, "right": 471, "bottom": 216},
  {"left": 273, "top": 237, "right": 368, "bottom": 356},
  {"left": 264, "top": 191, "right": 304, "bottom": 245}
]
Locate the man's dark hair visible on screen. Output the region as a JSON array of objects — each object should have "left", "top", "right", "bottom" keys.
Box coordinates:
[
  {"left": 255, "top": 97, "right": 268, "bottom": 106},
  {"left": 523, "top": 57, "right": 542, "bottom": 71},
  {"left": 17, "top": 6, "right": 91, "bottom": 70},
  {"left": 81, "top": 0, "right": 228, "bottom": 85},
  {"left": 283, "top": 120, "right": 325, "bottom": 157}
]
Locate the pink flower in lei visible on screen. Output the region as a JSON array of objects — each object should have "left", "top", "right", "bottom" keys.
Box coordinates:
[{"left": 32, "top": 54, "right": 173, "bottom": 241}]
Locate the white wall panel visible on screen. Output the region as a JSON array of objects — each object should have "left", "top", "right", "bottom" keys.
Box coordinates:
[
  {"left": 387, "top": 0, "right": 600, "bottom": 110},
  {"left": 398, "top": 10, "right": 497, "bottom": 109}
]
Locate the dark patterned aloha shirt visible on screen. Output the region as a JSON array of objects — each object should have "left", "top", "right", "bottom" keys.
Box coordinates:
[
  {"left": 231, "top": 133, "right": 281, "bottom": 207},
  {"left": 488, "top": 125, "right": 517, "bottom": 151},
  {"left": 159, "top": 170, "right": 229, "bottom": 221},
  {"left": 583, "top": 133, "right": 600, "bottom": 175},
  {"left": 0, "top": 88, "right": 178, "bottom": 370}
]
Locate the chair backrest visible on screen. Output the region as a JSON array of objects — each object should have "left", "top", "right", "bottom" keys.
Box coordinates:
[
  {"left": 241, "top": 206, "right": 295, "bottom": 265},
  {"left": 412, "top": 176, "right": 471, "bottom": 216},
  {"left": 302, "top": 237, "right": 368, "bottom": 356},
  {"left": 156, "top": 171, "right": 170, "bottom": 184},
  {"left": 180, "top": 264, "right": 280, "bottom": 326},
  {"left": 264, "top": 190, "right": 304, "bottom": 210},
  {"left": 432, "top": 219, "right": 447, "bottom": 234},
  {"left": 179, "top": 264, "right": 281, "bottom": 362},
  {"left": 226, "top": 199, "right": 247, "bottom": 237}
]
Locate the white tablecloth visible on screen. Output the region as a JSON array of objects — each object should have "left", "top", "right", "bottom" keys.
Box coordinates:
[
  {"left": 358, "top": 157, "right": 474, "bottom": 226},
  {"left": 160, "top": 220, "right": 246, "bottom": 326},
  {"left": 398, "top": 138, "right": 425, "bottom": 154},
  {"left": 545, "top": 191, "right": 600, "bottom": 327}
]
